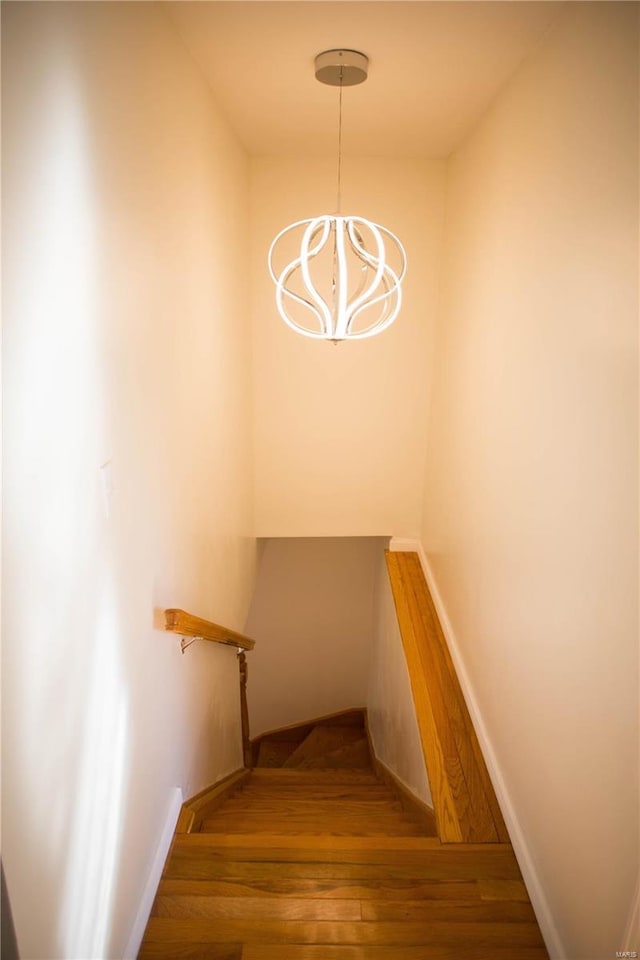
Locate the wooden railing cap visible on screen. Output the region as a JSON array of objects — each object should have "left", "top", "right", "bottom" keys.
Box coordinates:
[{"left": 164, "top": 608, "right": 255, "bottom": 651}]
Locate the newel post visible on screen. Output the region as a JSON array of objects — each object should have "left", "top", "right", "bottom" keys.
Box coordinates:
[{"left": 237, "top": 651, "right": 252, "bottom": 768}]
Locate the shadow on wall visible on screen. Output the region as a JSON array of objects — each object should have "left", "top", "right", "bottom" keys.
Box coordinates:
[{"left": 3, "top": 22, "right": 130, "bottom": 958}]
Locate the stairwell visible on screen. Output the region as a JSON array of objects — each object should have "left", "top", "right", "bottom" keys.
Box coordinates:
[{"left": 139, "top": 710, "right": 548, "bottom": 959}]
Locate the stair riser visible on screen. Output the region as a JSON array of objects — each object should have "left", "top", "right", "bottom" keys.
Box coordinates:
[
  {"left": 230, "top": 790, "right": 395, "bottom": 799},
  {"left": 201, "top": 824, "right": 426, "bottom": 837},
  {"left": 218, "top": 802, "right": 404, "bottom": 814},
  {"left": 248, "top": 770, "right": 379, "bottom": 783}
]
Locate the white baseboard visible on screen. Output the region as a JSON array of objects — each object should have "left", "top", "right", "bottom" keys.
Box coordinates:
[
  {"left": 123, "top": 786, "right": 183, "bottom": 959},
  {"left": 623, "top": 874, "right": 640, "bottom": 952},
  {"left": 389, "top": 536, "right": 565, "bottom": 960}
]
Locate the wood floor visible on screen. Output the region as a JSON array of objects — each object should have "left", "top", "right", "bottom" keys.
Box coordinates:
[{"left": 139, "top": 716, "right": 549, "bottom": 960}]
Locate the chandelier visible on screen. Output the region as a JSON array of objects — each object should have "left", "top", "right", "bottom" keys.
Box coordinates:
[{"left": 268, "top": 49, "right": 407, "bottom": 343}]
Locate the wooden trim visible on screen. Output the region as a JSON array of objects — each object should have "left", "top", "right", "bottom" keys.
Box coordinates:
[
  {"left": 385, "top": 550, "right": 509, "bottom": 845},
  {"left": 164, "top": 609, "right": 255, "bottom": 651},
  {"left": 160, "top": 770, "right": 250, "bottom": 887},
  {"left": 175, "top": 807, "right": 196, "bottom": 835},
  {"left": 176, "top": 769, "right": 251, "bottom": 835}
]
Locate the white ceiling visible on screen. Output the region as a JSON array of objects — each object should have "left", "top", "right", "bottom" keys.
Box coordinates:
[{"left": 165, "top": 1, "right": 563, "bottom": 158}]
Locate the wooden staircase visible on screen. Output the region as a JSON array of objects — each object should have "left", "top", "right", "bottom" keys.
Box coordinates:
[
  {"left": 139, "top": 711, "right": 549, "bottom": 959},
  {"left": 252, "top": 709, "right": 373, "bottom": 773}
]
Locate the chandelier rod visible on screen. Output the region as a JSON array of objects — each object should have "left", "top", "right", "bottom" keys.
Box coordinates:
[{"left": 336, "top": 69, "right": 344, "bottom": 214}]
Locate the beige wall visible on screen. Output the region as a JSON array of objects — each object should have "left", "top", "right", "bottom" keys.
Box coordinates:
[
  {"left": 247, "top": 538, "right": 433, "bottom": 809},
  {"left": 245, "top": 538, "right": 382, "bottom": 736},
  {"left": 421, "top": 4, "right": 638, "bottom": 958},
  {"left": 250, "top": 156, "right": 445, "bottom": 538},
  {"left": 367, "top": 551, "right": 432, "bottom": 807},
  {"left": 2, "top": 4, "right": 256, "bottom": 958},
  {"left": 4, "top": 3, "right": 638, "bottom": 959}
]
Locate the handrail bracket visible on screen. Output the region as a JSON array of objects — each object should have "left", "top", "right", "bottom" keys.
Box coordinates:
[
  {"left": 164, "top": 608, "right": 255, "bottom": 651},
  {"left": 180, "top": 635, "right": 203, "bottom": 654}
]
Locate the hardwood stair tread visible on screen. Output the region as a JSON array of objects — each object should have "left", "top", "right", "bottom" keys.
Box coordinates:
[
  {"left": 152, "top": 895, "right": 362, "bottom": 920},
  {"left": 201, "top": 787, "right": 416, "bottom": 834},
  {"left": 139, "top": 945, "right": 548, "bottom": 960},
  {"left": 163, "top": 858, "right": 525, "bottom": 882},
  {"left": 142, "top": 917, "right": 546, "bottom": 947},
  {"left": 166, "top": 839, "right": 521, "bottom": 876},
  {"left": 240, "top": 947, "right": 549, "bottom": 960},
  {"left": 156, "top": 877, "right": 486, "bottom": 901},
  {"left": 201, "top": 810, "right": 413, "bottom": 822},
  {"left": 139, "top": 946, "right": 242, "bottom": 960},
  {"left": 152, "top": 894, "right": 536, "bottom": 923}
]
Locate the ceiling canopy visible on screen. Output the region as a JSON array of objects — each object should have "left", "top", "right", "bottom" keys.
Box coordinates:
[{"left": 165, "top": 1, "right": 563, "bottom": 158}]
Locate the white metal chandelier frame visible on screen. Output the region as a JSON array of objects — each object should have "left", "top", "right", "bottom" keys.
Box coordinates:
[{"left": 267, "top": 49, "right": 407, "bottom": 342}]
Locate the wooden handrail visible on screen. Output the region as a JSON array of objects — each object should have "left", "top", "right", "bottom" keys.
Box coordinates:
[
  {"left": 386, "top": 551, "right": 509, "bottom": 844},
  {"left": 164, "top": 609, "right": 256, "bottom": 651}
]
